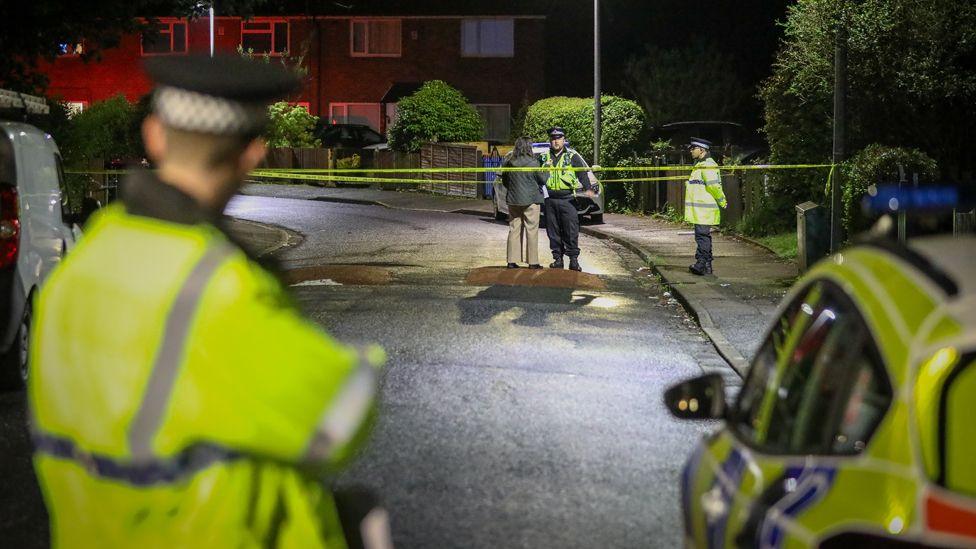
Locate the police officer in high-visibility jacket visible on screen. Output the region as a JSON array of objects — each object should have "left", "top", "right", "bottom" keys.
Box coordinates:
[
  {"left": 685, "top": 137, "right": 728, "bottom": 276},
  {"left": 28, "top": 55, "right": 390, "bottom": 549},
  {"left": 540, "top": 126, "right": 595, "bottom": 272}
]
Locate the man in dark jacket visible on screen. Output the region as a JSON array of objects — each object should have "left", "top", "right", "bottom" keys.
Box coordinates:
[{"left": 540, "top": 127, "right": 594, "bottom": 271}]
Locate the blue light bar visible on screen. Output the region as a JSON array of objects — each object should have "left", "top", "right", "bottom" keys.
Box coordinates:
[{"left": 862, "top": 185, "right": 960, "bottom": 213}]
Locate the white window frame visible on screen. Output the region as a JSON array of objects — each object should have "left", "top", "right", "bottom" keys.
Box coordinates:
[
  {"left": 473, "top": 104, "right": 512, "bottom": 141},
  {"left": 140, "top": 18, "right": 188, "bottom": 57},
  {"left": 240, "top": 17, "right": 290, "bottom": 56},
  {"left": 461, "top": 18, "right": 515, "bottom": 58},
  {"left": 349, "top": 19, "right": 402, "bottom": 58},
  {"left": 328, "top": 103, "right": 383, "bottom": 131},
  {"left": 57, "top": 41, "right": 84, "bottom": 57}
]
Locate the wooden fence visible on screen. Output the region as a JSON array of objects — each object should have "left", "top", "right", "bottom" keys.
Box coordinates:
[{"left": 419, "top": 143, "right": 482, "bottom": 198}]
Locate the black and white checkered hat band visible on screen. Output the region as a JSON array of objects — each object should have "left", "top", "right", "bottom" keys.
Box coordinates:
[{"left": 153, "top": 86, "right": 267, "bottom": 135}]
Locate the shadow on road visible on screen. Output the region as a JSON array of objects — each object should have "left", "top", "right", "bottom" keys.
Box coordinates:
[{"left": 457, "top": 285, "right": 596, "bottom": 327}]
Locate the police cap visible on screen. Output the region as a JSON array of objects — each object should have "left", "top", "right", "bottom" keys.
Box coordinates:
[
  {"left": 688, "top": 137, "right": 712, "bottom": 150},
  {"left": 548, "top": 126, "right": 566, "bottom": 138},
  {"left": 144, "top": 54, "right": 302, "bottom": 136}
]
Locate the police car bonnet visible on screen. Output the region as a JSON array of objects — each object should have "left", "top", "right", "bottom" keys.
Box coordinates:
[{"left": 144, "top": 54, "right": 302, "bottom": 136}]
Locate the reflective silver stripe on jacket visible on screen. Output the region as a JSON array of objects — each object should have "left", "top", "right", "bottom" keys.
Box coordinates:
[
  {"left": 128, "top": 244, "right": 236, "bottom": 462},
  {"left": 685, "top": 202, "right": 721, "bottom": 209},
  {"left": 304, "top": 359, "right": 377, "bottom": 462}
]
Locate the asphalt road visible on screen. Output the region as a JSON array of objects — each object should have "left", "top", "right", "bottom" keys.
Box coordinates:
[{"left": 0, "top": 195, "right": 738, "bottom": 548}]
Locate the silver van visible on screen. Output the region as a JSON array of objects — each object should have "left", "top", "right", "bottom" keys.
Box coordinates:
[
  {"left": 1, "top": 91, "right": 84, "bottom": 389},
  {"left": 491, "top": 142, "right": 605, "bottom": 223}
]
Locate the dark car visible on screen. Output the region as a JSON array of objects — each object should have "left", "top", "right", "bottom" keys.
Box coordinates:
[
  {"left": 652, "top": 121, "right": 765, "bottom": 164},
  {"left": 313, "top": 123, "right": 386, "bottom": 149}
]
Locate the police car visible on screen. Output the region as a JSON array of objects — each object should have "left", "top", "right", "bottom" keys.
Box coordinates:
[
  {"left": 491, "top": 141, "right": 605, "bottom": 223},
  {"left": 666, "top": 233, "right": 976, "bottom": 548}
]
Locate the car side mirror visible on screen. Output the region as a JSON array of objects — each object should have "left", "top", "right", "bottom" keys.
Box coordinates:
[{"left": 664, "top": 373, "right": 727, "bottom": 420}]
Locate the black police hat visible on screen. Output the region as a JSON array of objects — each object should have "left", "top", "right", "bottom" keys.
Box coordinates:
[
  {"left": 688, "top": 137, "right": 712, "bottom": 150},
  {"left": 548, "top": 126, "right": 566, "bottom": 138},
  {"left": 144, "top": 54, "right": 302, "bottom": 136}
]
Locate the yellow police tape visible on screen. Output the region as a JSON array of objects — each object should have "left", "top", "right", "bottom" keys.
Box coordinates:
[{"left": 67, "top": 163, "right": 835, "bottom": 187}]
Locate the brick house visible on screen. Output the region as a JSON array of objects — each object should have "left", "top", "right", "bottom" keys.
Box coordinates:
[{"left": 40, "top": 14, "right": 547, "bottom": 141}]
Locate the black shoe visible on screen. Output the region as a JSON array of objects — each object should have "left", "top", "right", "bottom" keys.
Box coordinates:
[
  {"left": 568, "top": 259, "right": 582, "bottom": 272},
  {"left": 507, "top": 263, "right": 519, "bottom": 269},
  {"left": 704, "top": 263, "right": 713, "bottom": 275},
  {"left": 528, "top": 264, "right": 543, "bottom": 269},
  {"left": 689, "top": 263, "right": 705, "bottom": 276},
  {"left": 549, "top": 259, "right": 564, "bottom": 269}
]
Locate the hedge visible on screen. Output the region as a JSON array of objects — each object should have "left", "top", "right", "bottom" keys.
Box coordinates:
[
  {"left": 521, "top": 95, "right": 646, "bottom": 166},
  {"left": 388, "top": 80, "right": 483, "bottom": 152}
]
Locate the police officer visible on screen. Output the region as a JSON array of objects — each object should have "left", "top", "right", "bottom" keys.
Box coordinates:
[
  {"left": 685, "top": 137, "right": 728, "bottom": 275},
  {"left": 29, "top": 55, "right": 389, "bottom": 548},
  {"left": 541, "top": 126, "right": 594, "bottom": 271}
]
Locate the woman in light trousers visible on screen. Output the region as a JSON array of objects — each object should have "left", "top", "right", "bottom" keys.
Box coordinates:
[{"left": 502, "top": 137, "right": 548, "bottom": 268}]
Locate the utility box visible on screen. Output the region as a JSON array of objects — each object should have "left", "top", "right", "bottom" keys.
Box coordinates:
[{"left": 796, "top": 201, "right": 829, "bottom": 272}]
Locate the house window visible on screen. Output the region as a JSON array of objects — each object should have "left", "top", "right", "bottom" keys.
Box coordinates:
[
  {"left": 474, "top": 104, "right": 511, "bottom": 141},
  {"left": 141, "top": 19, "right": 188, "bottom": 56},
  {"left": 350, "top": 19, "right": 401, "bottom": 57},
  {"left": 58, "top": 42, "right": 84, "bottom": 56},
  {"left": 329, "top": 103, "right": 382, "bottom": 132},
  {"left": 461, "top": 19, "right": 514, "bottom": 57},
  {"left": 241, "top": 19, "right": 289, "bottom": 55},
  {"left": 65, "top": 101, "right": 88, "bottom": 118}
]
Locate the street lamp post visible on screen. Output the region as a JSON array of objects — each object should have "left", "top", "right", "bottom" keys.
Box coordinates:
[
  {"left": 209, "top": 3, "right": 215, "bottom": 57},
  {"left": 830, "top": 6, "right": 847, "bottom": 252},
  {"left": 593, "top": 0, "right": 601, "bottom": 166}
]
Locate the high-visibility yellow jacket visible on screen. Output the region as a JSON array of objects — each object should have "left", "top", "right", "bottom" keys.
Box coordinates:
[
  {"left": 684, "top": 157, "right": 728, "bottom": 225},
  {"left": 28, "top": 202, "right": 381, "bottom": 549}
]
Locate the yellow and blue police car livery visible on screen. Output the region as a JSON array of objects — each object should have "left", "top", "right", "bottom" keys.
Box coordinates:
[{"left": 674, "top": 235, "right": 976, "bottom": 548}]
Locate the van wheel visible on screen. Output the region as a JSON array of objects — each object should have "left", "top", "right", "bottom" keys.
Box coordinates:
[{"left": 0, "top": 296, "right": 31, "bottom": 391}]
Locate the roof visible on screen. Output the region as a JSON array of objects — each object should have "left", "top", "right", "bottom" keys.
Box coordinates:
[{"left": 257, "top": 0, "right": 547, "bottom": 17}]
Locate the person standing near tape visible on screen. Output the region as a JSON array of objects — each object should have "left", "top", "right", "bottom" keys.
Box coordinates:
[
  {"left": 28, "top": 55, "right": 391, "bottom": 549},
  {"left": 685, "top": 137, "right": 728, "bottom": 276},
  {"left": 541, "top": 126, "right": 595, "bottom": 271}
]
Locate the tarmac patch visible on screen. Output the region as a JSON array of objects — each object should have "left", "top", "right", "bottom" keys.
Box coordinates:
[
  {"left": 465, "top": 267, "right": 606, "bottom": 290},
  {"left": 284, "top": 265, "right": 393, "bottom": 286}
]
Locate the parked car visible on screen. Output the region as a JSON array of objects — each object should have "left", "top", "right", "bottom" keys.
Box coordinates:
[
  {"left": 652, "top": 121, "right": 766, "bottom": 164},
  {"left": 0, "top": 90, "right": 89, "bottom": 389},
  {"left": 313, "top": 122, "right": 386, "bottom": 149},
  {"left": 492, "top": 141, "right": 605, "bottom": 223},
  {"left": 666, "top": 234, "right": 976, "bottom": 548}
]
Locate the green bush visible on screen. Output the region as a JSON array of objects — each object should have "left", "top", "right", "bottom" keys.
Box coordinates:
[
  {"left": 521, "top": 95, "right": 646, "bottom": 166},
  {"left": 388, "top": 80, "right": 483, "bottom": 152},
  {"left": 266, "top": 102, "right": 320, "bottom": 148},
  {"left": 840, "top": 144, "right": 938, "bottom": 237},
  {"left": 61, "top": 95, "right": 139, "bottom": 167}
]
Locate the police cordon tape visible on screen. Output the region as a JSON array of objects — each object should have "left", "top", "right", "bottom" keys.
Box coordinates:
[{"left": 67, "top": 163, "right": 835, "bottom": 186}]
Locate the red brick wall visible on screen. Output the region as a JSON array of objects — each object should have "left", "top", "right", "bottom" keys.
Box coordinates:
[
  {"left": 38, "top": 15, "right": 546, "bottom": 130},
  {"left": 41, "top": 17, "right": 246, "bottom": 105},
  {"left": 316, "top": 17, "right": 546, "bottom": 123}
]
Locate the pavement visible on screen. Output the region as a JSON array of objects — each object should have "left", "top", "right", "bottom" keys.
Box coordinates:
[{"left": 239, "top": 183, "right": 799, "bottom": 375}]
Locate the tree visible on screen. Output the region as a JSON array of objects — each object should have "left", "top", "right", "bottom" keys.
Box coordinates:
[
  {"left": 622, "top": 41, "right": 753, "bottom": 128},
  {"left": 0, "top": 1, "right": 266, "bottom": 93},
  {"left": 387, "top": 81, "right": 483, "bottom": 152},
  {"left": 265, "top": 102, "right": 320, "bottom": 148},
  {"left": 760, "top": 0, "right": 976, "bottom": 211}
]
